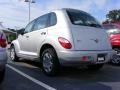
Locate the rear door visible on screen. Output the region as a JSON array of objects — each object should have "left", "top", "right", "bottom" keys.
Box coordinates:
[{"left": 26, "top": 13, "right": 50, "bottom": 54}]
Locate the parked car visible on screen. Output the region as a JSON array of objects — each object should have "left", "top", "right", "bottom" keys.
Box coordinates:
[
  {"left": 0, "top": 30, "right": 7, "bottom": 83},
  {"left": 103, "top": 24, "right": 120, "bottom": 64},
  {"left": 102, "top": 23, "right": 120, "bottom": 35},
  {"left": 10, "top": 8, "right": 114, "bottom": 76}
]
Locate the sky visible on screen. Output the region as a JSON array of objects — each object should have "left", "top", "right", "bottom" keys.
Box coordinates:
[{"left": 0, "top": 0, "right": 120, "bottom": 29}]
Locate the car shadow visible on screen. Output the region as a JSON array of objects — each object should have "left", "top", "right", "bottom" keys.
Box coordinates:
[
  {"left": 8, "top": 59, "right": 120, "bottom": 90},
  {"left": 9, "top": 59, "right": 120, "bottom": 83}
]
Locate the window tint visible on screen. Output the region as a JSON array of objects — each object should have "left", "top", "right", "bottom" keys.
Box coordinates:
[
  {"left": 49, "top": 13, "right": 57, "bottom": 26},
  {"left": 33, "top": 14, "right": 49, "bottom": 30},
  {"left": 24, "top": 20, "right": 35, "bottom": 33},
  {"left": 67, "top": 9, "right": 102, "bottom": 28}
]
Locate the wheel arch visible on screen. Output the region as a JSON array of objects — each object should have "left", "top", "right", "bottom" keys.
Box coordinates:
[
  {"left": 10, "top": 40, "right": 20, "bottom": 54},
  {"left": 39, "top": 43, "right": 58, "bottom": 59}
]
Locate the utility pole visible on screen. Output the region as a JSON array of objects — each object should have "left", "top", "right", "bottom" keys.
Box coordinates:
[{"left": 24, "top": 0, "right": 35, "bottom": 23}]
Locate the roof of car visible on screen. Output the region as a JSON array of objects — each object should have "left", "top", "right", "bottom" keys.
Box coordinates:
[{"left": 60, "top": 8, "right": 86, "bottom": 12}]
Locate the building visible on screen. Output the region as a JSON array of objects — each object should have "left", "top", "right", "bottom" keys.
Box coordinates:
[{"left": 0, "top": 22, "right": 17, "bottom": 43}]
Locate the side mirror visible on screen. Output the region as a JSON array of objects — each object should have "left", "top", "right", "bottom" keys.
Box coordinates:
[{"left": 17, "top": 28, "right": 25, "bottom": 35}]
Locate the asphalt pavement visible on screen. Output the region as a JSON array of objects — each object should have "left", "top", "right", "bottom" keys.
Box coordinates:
[{"left": 1, "top": 53, "right": 120, "bottom": 90}]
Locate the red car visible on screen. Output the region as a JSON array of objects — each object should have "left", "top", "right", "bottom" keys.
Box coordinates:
[
  {"left": 110, "top": 34, "right": 120, "bottom": 52},
  {"left": 103, "top": 23, "right": 120, "bottom": 64}
]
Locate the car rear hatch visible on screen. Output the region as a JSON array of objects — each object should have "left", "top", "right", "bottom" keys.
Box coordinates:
[{"left": 71, "top": 26, "right": 112, "bottom": 51}]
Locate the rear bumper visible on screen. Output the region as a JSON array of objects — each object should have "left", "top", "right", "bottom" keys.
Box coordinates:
[
  {"left": 58, "top": 50, "right": 115, "bottom": 66},
  {"left": 0, "top": 50, "right": 7, "bottom": 71}
]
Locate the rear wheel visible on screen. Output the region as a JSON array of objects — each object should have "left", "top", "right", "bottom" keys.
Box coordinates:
[
  {"left": 41, "top": 48, "right": 60, "bottom": 76},
  {"left": 0, "top": 69, "right": 5, "bottom": 84},
  {"left": 10, "top": 45, "right": 19, "bottom": 62},
  {"left": 87, "top": 64, "right": 104, "bottom": 71}
]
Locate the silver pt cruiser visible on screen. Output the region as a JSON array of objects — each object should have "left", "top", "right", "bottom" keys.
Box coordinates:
[{"left": 10, "top": 8, "right": 115, "bottom": 76}]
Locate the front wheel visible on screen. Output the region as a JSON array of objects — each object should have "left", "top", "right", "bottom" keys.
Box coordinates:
[
  {"left": 87, "top": 64, "right": 104, "bottom": 71},
  {"left": 10, "top": 45, "right": 19, "bottom": 62},
  {"left": 41, "top": 48, "right": 60, "bottom": 76}
]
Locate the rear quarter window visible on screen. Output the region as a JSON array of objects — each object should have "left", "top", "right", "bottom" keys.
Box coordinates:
[{"left": 49, "top": 12, "right": 57, "bottom": 26}]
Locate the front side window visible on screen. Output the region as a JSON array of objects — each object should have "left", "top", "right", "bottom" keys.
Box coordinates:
[
  {"left": 33, "top": 14, "right": 49, "bottom": 30},
  {"left": 67, "top": 9, "right": 101, "bottom": 28},
  {"left": 24, "top": 20, "right": 35, "bottom": 33}
]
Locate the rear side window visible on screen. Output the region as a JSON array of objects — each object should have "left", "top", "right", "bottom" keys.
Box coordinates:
[
  {"left": 33, "top": 14, "right": 49, "bottom": 30},
  {"left": 49, "top": 13, "right": 57, "bottom": 26}
]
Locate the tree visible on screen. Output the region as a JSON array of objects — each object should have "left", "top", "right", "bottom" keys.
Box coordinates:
[{"left": 103, "top": 9, "right": 120, "bottom": 23}]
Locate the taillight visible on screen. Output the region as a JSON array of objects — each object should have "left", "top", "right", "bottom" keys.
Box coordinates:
[
  {"left": 0, "top": 34, "right": 7, "bottom": 48},
  {"left": 58, "top": 37, "right": 72, "bottom": 49}
]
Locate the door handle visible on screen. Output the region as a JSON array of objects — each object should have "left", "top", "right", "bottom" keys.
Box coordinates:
[
  {"left": 41, "top": 32, "right": 46, "bottom": 35},
  {"left": 26, "top": 36, "right": 29, "bottom": 38}
]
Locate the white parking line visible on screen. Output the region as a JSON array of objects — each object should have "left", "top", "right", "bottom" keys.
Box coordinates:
[{"left": 7, "top": 64, "right": 56, "bottom": 90}]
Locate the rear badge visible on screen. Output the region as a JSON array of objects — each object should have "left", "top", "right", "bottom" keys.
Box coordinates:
[{"left": 91, "top": 39, "right": 99, "bottom": 43}]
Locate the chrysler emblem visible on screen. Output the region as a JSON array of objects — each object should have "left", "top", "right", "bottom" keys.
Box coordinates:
[{"left": 91, "top": 39, "right": 99, "bottom": 43}]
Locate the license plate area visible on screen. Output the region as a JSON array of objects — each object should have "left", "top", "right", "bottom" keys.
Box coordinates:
[{"left": 97, "top": 54, "right": 105, "bottom": 62}]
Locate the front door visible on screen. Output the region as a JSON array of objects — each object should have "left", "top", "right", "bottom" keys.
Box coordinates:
[{"left": 18, "top": 20, "right": 35, "bottom": 54}]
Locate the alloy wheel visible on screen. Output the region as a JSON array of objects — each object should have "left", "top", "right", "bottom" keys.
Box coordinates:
[
  {"left": 10, "top": 48, "right": 15, "bottom": 61},
  {"left": 43, "top": 52, "right": 53, "bottom": 73}
]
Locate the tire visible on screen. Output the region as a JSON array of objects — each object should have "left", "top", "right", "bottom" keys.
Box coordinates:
[
  {"left": 111, "top": 54, "right": 120, "bottom": 65},
  {"left": 10, "top": 45, "right": 19, "bottom": 62},
  {"left": 41, "top": 48, "right": 60, "bottom": 76},
  {"left": 87, "top": 64, "right": 104, "bottom": 71},
  {"left": 0, "top": 69, "right": 5, "bottom": 84}
]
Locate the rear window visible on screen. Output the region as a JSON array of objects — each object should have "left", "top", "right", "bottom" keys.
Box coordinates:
[{"left": 66, "top": 9, "right": 102, "bottom": 28}]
